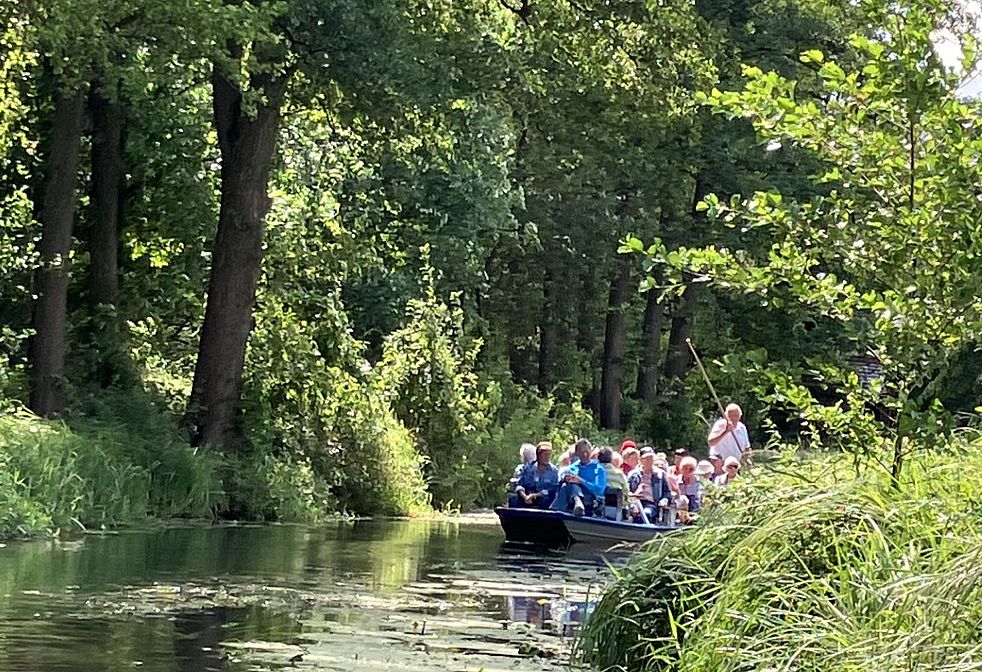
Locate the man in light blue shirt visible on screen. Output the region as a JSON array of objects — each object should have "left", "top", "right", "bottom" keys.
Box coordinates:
[{"left": 551, "top": 438, "right": 606, "bottom": 516}]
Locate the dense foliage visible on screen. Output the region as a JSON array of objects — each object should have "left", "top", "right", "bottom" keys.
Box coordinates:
[
  {"left": 577, "top": 7, "right": 982, "bottom": 668},
  {"left": 629, "top": 0, "right": 982, "bottom": 479},
  {"left": 576, "top": 434, "right": 982, "bottom": 671},
  {"left": 0, "top": 0, "right": 979, "bottom": 536}
]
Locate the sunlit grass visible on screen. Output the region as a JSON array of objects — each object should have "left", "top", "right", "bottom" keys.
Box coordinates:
[
  {"left": 576, "top": 436, "right": 982, "bottom": 671},
  {"left": 0, "top": 405, "right": 219, "bottom": 537}
]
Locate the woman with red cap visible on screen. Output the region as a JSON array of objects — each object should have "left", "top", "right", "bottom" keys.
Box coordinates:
[{"left": 620, "top": 440, "right": 638, "bottom": 476}]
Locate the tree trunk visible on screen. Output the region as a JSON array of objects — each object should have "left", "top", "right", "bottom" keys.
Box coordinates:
[
  {"left": 576, "top": 264, "right": 601, "bottom": 417},
  {"left": 86, "top": 84, "right": 126, "bottom": 387},
  {"left": 187, "top": 64, "right": 284, "bottom": 450},
  {"left": 635, "top": 289, "right": 665, "bottom": 401},
  {"left": 29, "top": 90, "right": 85, "bottom": 417},
  {"left": 663, "top": 283, "right": 699, "bottom": 381},
  {"left": 660, "top": 171, "right": 709, "bottom": 384},
  {"left": 173, "top": 608, "right": 229, "bottom": 670},
  {"left": 88, "top": 84, "right": 123, "bottom": 306},
  {"left": 538, "top": 265, "right": 558, "bottom": 394},
  {"left": 599, "top": 260, "right": 633, "bottom": 429}
]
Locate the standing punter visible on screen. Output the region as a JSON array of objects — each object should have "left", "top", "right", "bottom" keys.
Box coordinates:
[{"left": 707, "top": 403, "right": 751, "bottom": 464}]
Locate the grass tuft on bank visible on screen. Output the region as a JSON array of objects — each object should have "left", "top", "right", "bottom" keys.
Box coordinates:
[
  {"left": 0, "top": 407, "right": 219, "bottom": 538},
  {"left": 577, "top": 437, "right": 982, "bottom": 672}
]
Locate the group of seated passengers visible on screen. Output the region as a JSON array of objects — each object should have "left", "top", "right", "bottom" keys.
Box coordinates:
[{"left": 508, "top": 438, "right": 743, "bottom": 524}]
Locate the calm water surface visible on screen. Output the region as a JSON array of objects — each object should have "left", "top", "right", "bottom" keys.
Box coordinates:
[{"left": 0, "top": 518, "right": 619, "bottom": 671}]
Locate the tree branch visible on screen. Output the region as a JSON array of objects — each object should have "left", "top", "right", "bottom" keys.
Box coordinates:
[{"left": 498, "top": 0, "right": 532, "bottom": 26}]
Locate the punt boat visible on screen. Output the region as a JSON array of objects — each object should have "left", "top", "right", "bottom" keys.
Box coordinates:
[{"left": 495, "top": 506, "right": 678, "bottom": 547}]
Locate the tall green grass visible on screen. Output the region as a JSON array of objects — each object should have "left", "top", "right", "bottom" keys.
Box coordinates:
[
  {"left": 0, "top": 401, "right": 219, "bottom": 538},
  {"left": 0, "top": 381, "right": 428, "bottom": 537},
  {"left": 577, "top": 438, "right": 982, "bottom": 672}
]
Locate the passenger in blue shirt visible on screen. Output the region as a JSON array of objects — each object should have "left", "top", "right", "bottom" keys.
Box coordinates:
[
  {"left": 550, "top": 438, "right": 606, "bottom": 516},
  {"left": 509, "top": 442, "right": 560, "bottom": 508}
]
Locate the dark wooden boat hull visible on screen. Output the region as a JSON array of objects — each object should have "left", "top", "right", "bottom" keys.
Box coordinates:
[
  {"left": 494, "top": 507, "right": 572, "bottom": 546},
  {"left": 563, "top": 515, "right": 676, "bottom": 544},
  {"left": 495, "top": 507, "right": 679, "bottom": 546}
]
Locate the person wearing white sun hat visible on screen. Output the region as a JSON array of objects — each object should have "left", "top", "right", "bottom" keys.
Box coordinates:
[
  {"left": 695, "top": 460, "right": 715, "bottom": 484},
  {"left": 714, "top": 456, "right": 742, "bottom": 487}
]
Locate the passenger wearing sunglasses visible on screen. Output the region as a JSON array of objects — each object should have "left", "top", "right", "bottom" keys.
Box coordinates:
[{"left": 714, "top": 456, "right": 741, "bottom": 486}]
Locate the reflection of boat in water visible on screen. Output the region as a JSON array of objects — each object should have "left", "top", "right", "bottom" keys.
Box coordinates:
[
  {"left": 508, "top": 595, "right": 593, "bottom": 636},
  {"left": 509, "top": 595, "right": 551, "bottom": 628},
  {"left": 495, "top": 507, "right": 678, "bottom": 547}
]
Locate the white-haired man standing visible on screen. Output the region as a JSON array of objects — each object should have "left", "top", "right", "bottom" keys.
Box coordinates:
[{"left": 707, "top": 403, "right": 751, "bottom": 464}]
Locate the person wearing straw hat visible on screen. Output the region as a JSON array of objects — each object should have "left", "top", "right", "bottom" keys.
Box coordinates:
[
  {"left": 695, "top": 460, "right": 715, "bottom": 484},
  {"left": 511, "top": 442, "right": 560, "bottom": 508},
  {"left": 707, "top": 403, "right": 751, "bottom": 464}
]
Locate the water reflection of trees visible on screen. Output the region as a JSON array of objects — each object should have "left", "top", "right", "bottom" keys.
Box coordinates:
[
  {"left": 0, "top": 521, "right": 567, "bottom": 671},
  {"left": 173, "top": 607, "right": 303, "bottom": 672},
  {"left": 173, "top": 608, "right": 228, "bottom": 672},
  {"left": 300, "top": 519, "right": 502, "bottom": 593}
]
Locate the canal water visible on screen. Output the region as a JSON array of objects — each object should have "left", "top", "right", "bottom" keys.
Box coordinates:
[{"left": 0, "top": 518, "right": 619, "bottom": 671}]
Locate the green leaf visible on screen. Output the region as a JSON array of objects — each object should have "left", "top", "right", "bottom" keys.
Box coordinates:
[{"left": 800, "top": 49, "right": 824, "bottom": 64}]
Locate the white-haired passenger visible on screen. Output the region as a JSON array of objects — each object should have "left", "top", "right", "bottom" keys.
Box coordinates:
[
  {"left": 714, "top": 456, "right": 741, "bottom": 486},
  {"left": 673, "top": 456, "right": 704, "bottom": 523},
  {"left": 507, "top": 443, "right": 537, "bottom": 495},
  {"left": 707, "top": 402, "right": 751, "bottom": 464}
]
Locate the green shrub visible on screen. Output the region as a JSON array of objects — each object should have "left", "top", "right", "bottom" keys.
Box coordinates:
[
  {"left": 242, "top": 296, "right": 429, "bottom": 518},
  {"left": 327, "top": 375, "right": 431, "bottom": 515},
  {"left": 577, "top": 436, "right": 982, "bottom": 672},
  {"left": 67, "top": 389, "right": 219, "bottom": 517},
  {"left": 375, "top": 274, "right": 494, "bottom": 510},
  {"left": 223, "top": 450, "right": 334, "bottom": 522}
]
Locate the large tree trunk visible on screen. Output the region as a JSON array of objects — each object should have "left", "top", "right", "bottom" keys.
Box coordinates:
[
  {"left": 635, "top": 288, "right": 665, "bottom": 401},
  {"left": 661, "top": 171, "right": 709, "bottom": 384},
  {"left": 29, "top": 90, "right": 85, "bottom": 417},
  {"left": 187, "top": 64, "right": 284, "bottom": 450},
  {"left": 537, "top": 265, "right": 558, "bottom": 394},
  {"left": 599, "top": 260, "right": 633, "bottom": 429},
  {"left": 576, "top": 264, "right": 601, "bottom": 417},
  {"left": 88, "top": 84, "right": 123, "bottom": 306},
  {"left": 87, "top": 84, "right": 125, "bottom": 387},
  {"left": 662, "top": 283, "right": 699, "bottom": 381}
]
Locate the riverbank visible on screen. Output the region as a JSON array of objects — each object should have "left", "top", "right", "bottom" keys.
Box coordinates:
[
  {"left": 0, "top": 402, "right": 383, "bottom": 540},
  {"left": 0, "top": 371, "right": 604, "bottom": 541},
  {"left": 576, "top": 436, "right": 982, "bottom": 672},
  {"left": 0, "top": 403, "right": 511, "bottom": 540}
]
